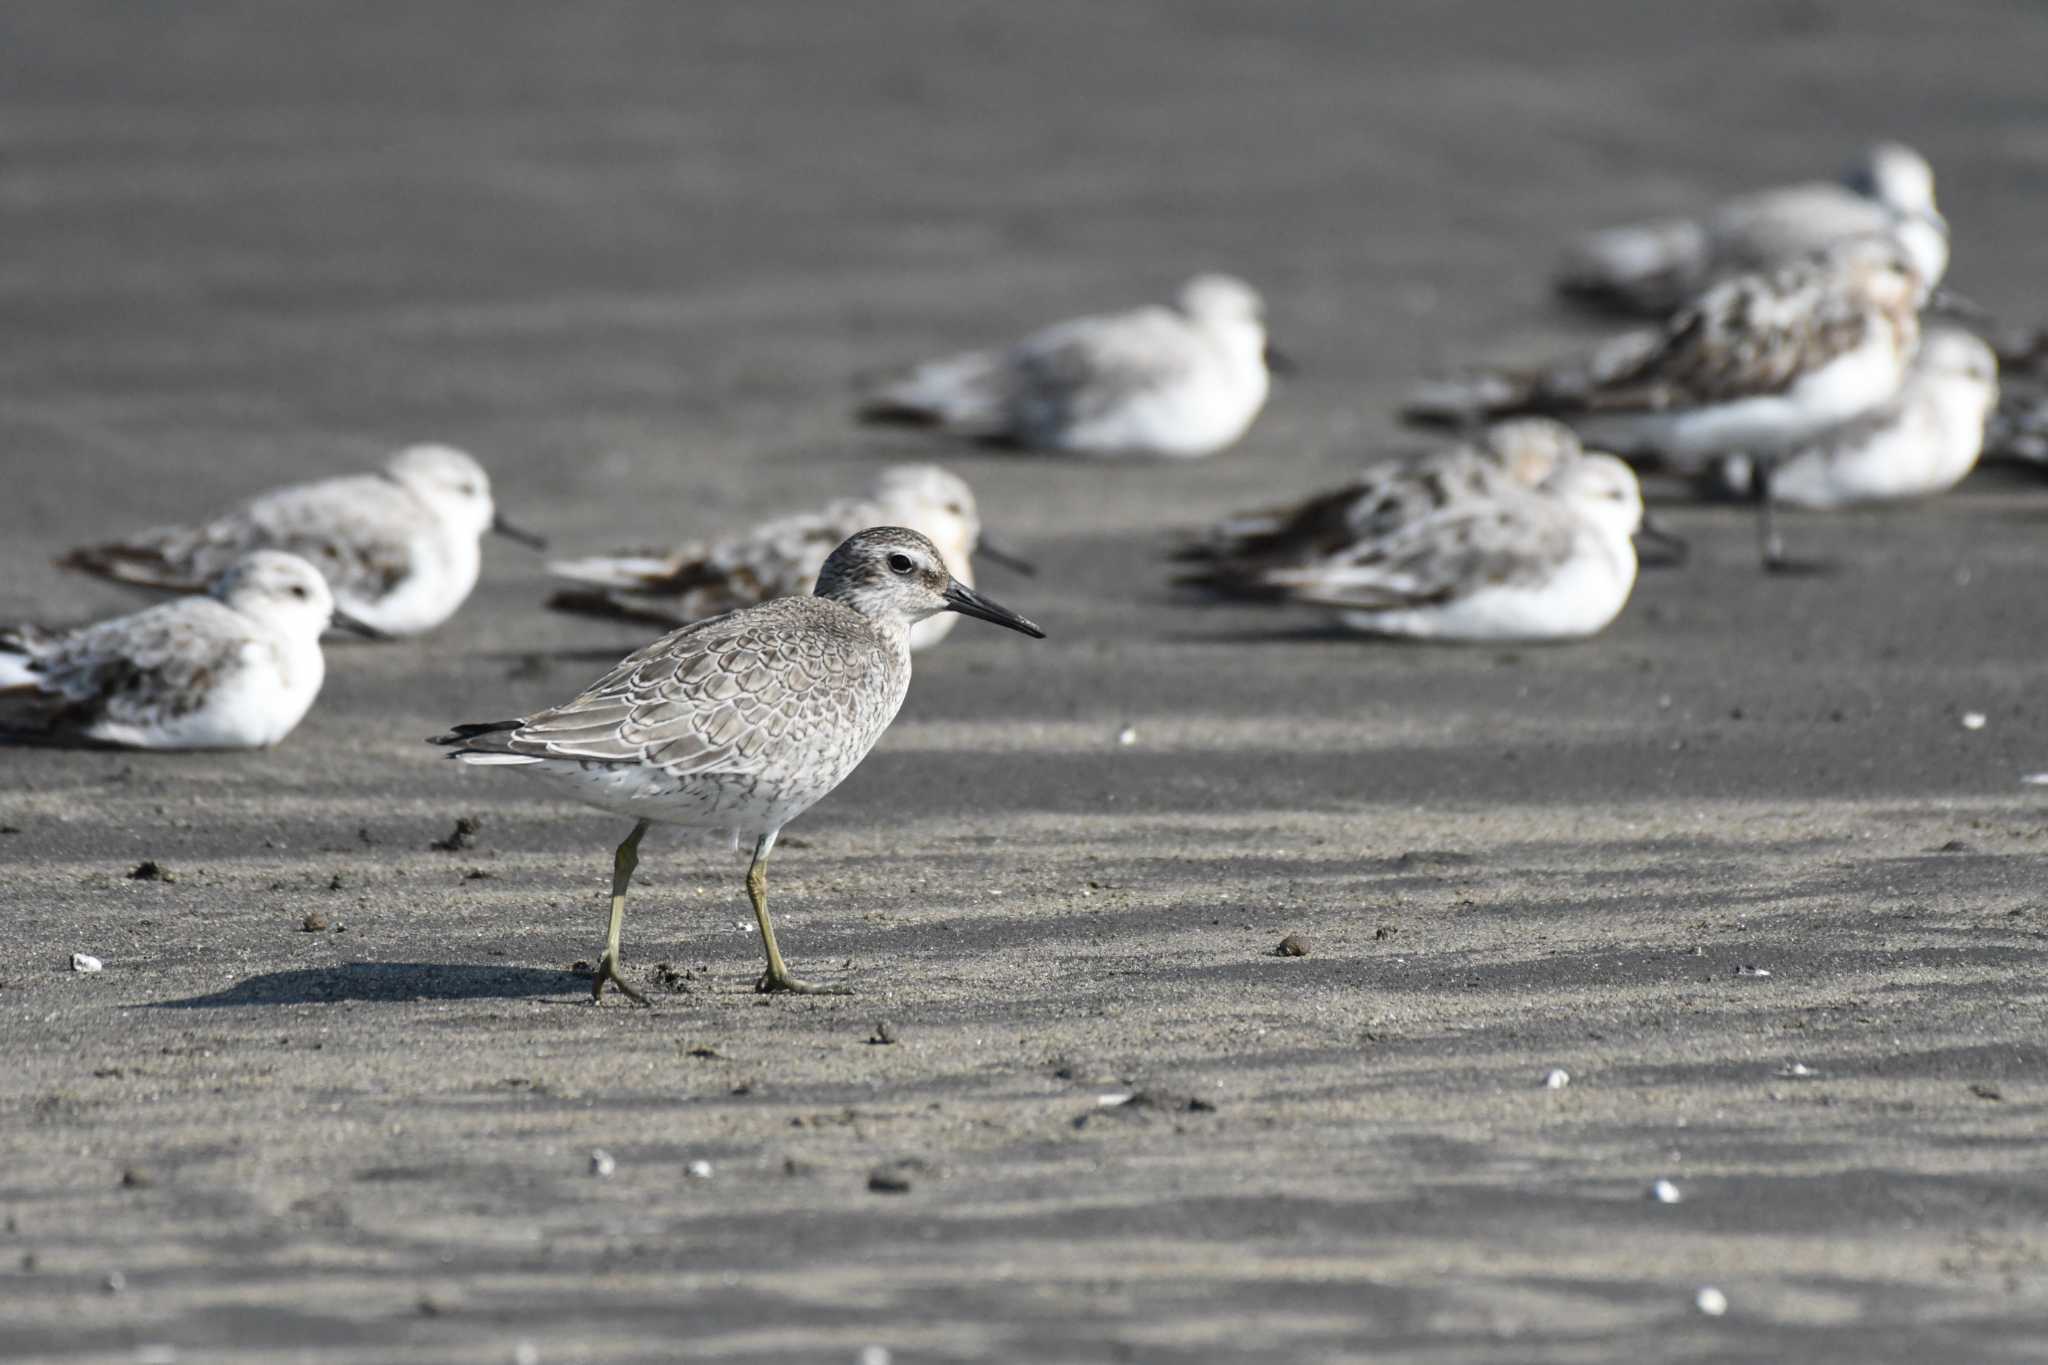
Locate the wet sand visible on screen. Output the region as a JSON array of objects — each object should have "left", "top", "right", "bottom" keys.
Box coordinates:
[{"left": 3, "top": 3, "right": 2047, "bottom": 1360}]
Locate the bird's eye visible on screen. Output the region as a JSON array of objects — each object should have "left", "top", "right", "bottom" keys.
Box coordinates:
[
  {"left": 887, "top": 553, "right": 915, "bottom": 575},
  {"left": 459, "top": 482, "right": 479, "bottom": 495},
  {"left": 290, "top": 585, "right": 309, "bottom": 599}
]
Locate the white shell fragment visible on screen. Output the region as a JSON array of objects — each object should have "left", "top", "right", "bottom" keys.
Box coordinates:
[
  {"left": 71, "top": 953, "right": 104, "bottom": 974},
  {"left": 1961, "top": 712, "right": 1987, "bottom": 731},
  {"left": 1542, "top": 1068, "right": 1571, "bottom": 1090},
  {"left": 1735, "top": 965, "right": 1772, "bottom": 978},
  {"left": 1648, "top": 1179, "right": 1683, "bottom": 1204},
  {"left": 1695, "top": 1286, "right": 1729, "bottom": 1316},
  {"left": 686, "top": 1159, "right": 714, "bottom": 1179},
  {"left": 1776, "top": 1062, "right": 1818, "bottom": 1078},
  {"left": 589, "top": 1149, "right": 616, "bottom": 1178},
  {"left": 1116, "top": 727, "right": 1138, "bottom": 747}
]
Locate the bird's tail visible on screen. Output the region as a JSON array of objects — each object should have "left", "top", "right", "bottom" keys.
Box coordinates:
[
  {"left": 53, "top": 542, "right": 202, "bottom": 593},
  {"left": 1554, "top": 217, "right": 1708, "bottom": 317},
  {"left": 855, "top": 351, "right": 1004, "bottom": 428},
  {"left": 426, "top": 719, "right": 537, "bottom": 765}
]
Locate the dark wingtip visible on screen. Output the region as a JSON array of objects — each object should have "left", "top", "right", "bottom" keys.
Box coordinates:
[{"left": 427, "top": 719, "right": 524, "bottom": 747}]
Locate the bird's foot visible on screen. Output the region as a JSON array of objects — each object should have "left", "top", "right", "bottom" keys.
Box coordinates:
[
  {"left": 755, "top": 968, "right": 852, "bottom": 996},
  {"left": 590, "top": 953, "right": 652, "bottom": 1006}
]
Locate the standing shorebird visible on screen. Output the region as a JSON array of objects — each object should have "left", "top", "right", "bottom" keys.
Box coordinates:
[
  {"left": 56, "top": 444, "right": 545, "bottom": 637},
  {"left": 1555, "top": 142, "right": 1949, "bottom": 317},
  {"left": 543, "top": 464, "right": 1031, "bottom": 653},
  {"left": 430, "top": 528, "right": 1045, "bottom": 1001},
  {"left": 857, "top": 274, "right": 1275, "bottom": 459},
  {"left": 1, "top": 551, "right": 372, "bottom": 749},
  {"left": 1406, "top": 238, "right": 1926, "bottom": 569}
]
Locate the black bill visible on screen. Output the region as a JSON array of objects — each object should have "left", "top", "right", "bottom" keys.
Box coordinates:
[
  {"left": 976, "top": 536, "right": 1037, "bottom": 577},
  {"left": 943, "top": 581, "right": 1045, "bottom": 638},
  {"left": 331, "top": 607, "right": 391, "bottom": 640},
  {"left": 1928, "top": 287, "right": 1991, "bottom": 323},
  {"left": 491, "top": 513, "right": 548, "bottom": 550},
  {"left": 1263, "top": 342, "right": 1300, "bottom": 377}
]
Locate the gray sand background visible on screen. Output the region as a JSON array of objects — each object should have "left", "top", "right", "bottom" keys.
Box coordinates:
[{"left": 2, "top": 3, "right": 2047, "bottom": 1360}]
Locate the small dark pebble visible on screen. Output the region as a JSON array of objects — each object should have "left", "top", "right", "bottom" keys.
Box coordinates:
[
  {"left": 327, "top": 873, "right": 346, "bottom": 892},
  {"left": 301, "top": 912, "right": 330, "bottom": 933},
  {"left": 1274, "top": 934, "right": 1310, "bottom": 958},
  {"left": 1934, "top": 840, "right": 1974, "bottom": 854},
  {"left": 417, "top": 1295, "right": 442, "bottom": 1317},
  {"left": 462, "top": 868, "right": 494, "bottom": 881},
  {"left": 869, "top": 1020, "right": 897, "bottom": 1046},
  {"left": 782, "top": 1157, "right": 813, "bottom": 1177},
  {"left": 1971, "top": 1083, "right": 2004, "bottom": 1102},
  {"left": 19, "top": 1252, "right": 35, "bottom": 1272},
  {"left": 0, "top": 825, "right": 20, "bottom": 835},
  {"left": 120, "top": 1168, "right": 153, "bottom": 1189},
  {"left": 356, "top": 826, "right": 376, "bottom": 847},
  {"left": 128, "top": 861, "right": 175, "bottom": 883},
  {"left": 867, "top": 1157, "right": 929, "bottom": 1194},
  {"left": 649, "top": 962, "right": 694, "bottom": 993},
  {"left": 93, "top": 1067, "right": 124, "bottom": 1079},
  {"left": 430, "top": 816, "right": 481, "bottom": 852},
  {"left": 686, "top": 1045, "right": 723, "bottom": 1059},
  {"left": 570, "top": 960, "right": 594, "bottom": 976},
  {"left": 1373, "top": 924, "right": 1399, "bottom": 941}
]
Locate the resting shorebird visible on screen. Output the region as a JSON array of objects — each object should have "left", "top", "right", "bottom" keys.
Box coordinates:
[
  {"left": 1407, "top": 238, "right": 1926, "bottom": 569},
  {"left": 1, "top": 551, "right": 371, "bottom": 749},
  {"left": 431, "top": 528, "right": 1045, "bottom": 1001},
  {"left": 544, "top": 464, "right": 1031, "bottom": 653},
  {"left": 1709, "top": 327, "right": 1998, "bottom": 508},
  {"left": 857, "top": 274, "right": 1274, "bottom": 458},
  {"left": 1180, "top": 419, "right": 1606, "bottom": 574},
  {"left": 1181, "top": 446, "right": 1650, "bottom": 643},
  {"left": 57, "top": 444, "right": 544, "bottom": 637},
  {"left": 1556, "top": 142, "right": 1949, "bottom": 317}
]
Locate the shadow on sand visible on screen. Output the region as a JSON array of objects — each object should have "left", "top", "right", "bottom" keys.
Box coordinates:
[{"left": 153, "top": 962, "right": 585, "bottom": 1008}]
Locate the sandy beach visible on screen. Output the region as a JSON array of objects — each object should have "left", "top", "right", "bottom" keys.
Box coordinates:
[{"left": 3, "top": 3, "right": 2047, "bottom": 1360}]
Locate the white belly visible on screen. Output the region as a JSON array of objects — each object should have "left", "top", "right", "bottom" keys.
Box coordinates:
[
  {"left": 1337, "top": 536, "right": 1636, "bottom": 642},
  {"left": 88, "top": 638, "right": 324, "bottom": 750}
]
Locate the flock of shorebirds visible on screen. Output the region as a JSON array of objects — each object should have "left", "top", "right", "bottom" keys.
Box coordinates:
[{"left": 5, "top": 140, "right": 2039, "bottom": 997}]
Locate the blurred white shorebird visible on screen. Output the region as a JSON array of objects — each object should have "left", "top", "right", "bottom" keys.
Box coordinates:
[
  {"left": 857, "top": 274, "right": 1275, "bottom": 458},
  {"left": 1180, "top": 435, "right": 1653, "bottom": 642},
  {"left": 432, "top": 528, "right": 1045, "bottom": 1002},
  {"left": 1407, "top": 238, "right": 1927, "bottom": 569},
  {"left": 545, "top": 464, "right": 1030, "bottom": 653},
  {"left": 1710, "top": 327, "right": 1998, "bottom": 508},
  {"left": 57, "top": 444, "right": 544, "bottom": 637},
  {"left": 1556, "top": 142, "right": 1949, "bottom": 317},
  {"left": 1, "top": 551, "right": 370, "bottom": 749}
]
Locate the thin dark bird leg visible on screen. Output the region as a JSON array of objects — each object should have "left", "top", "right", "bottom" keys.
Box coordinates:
[
  {"left": 748, "top": 830, "right": 849, "bottom": 995},
  {"left": 592, "top": 819, "right": 652, "bottom": 1005},
  {"left": 1752, "top": 457, "right": 1788, "bottom": 572}
]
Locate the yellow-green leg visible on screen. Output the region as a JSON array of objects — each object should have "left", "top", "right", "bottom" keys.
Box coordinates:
[
  {"left": 592, "top": 819, "right": 652, "bottom": 1005},
  {"left": 748, "top": 830, "right": 848, "bottom": 995}
]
